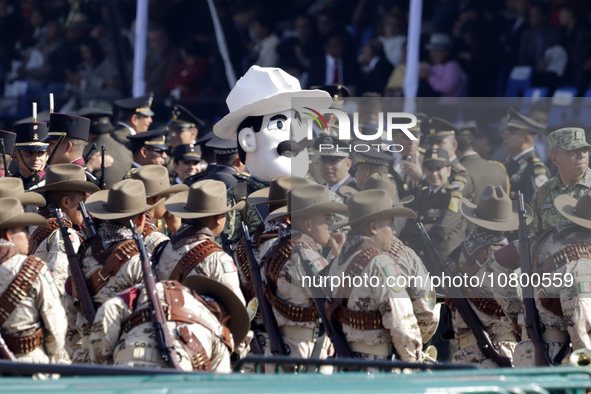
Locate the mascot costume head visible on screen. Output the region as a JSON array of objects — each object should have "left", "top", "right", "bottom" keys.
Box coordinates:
[{"left": 214, "top": 66, "right": 332, "bottom": 183}]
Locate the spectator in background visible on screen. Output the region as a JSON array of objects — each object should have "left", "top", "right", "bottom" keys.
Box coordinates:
[
  {"left": 19, "top": 19, "right": 63, "bottom": 87},
  {"left": 69, "top": 38, "right": 120, "bottom": 106},
  {"left": 419, "top": 33, "right": 464, "bottom": 97},
  {"left": 558, "top": 1, "right": 591, "bottom": 94},
  {"left": 250, "top": 14, "right": 280, "bottom": 68},
  {"left": 307, "top": 32, "right": 362, "bottom": 95},
  {"left": 165, "top": 38, "right": 210, "bottom": 99},
  {"left": 276, "top": 14, "right": 322, "bottom": 75},
  {"left": 316, "top": 10, "right": 339, "bottom": 40},
  {"left": 377, "top": 13, "right": 407, "bottom": 67},
  {"left": 359, "top": 39, "right": 393, "bottom": 95},
  {"left": 518, "top": 3, "right": 562, "bottom": 92},
  {"left": 145, "top": 25, "right": 181, "bottom": 97}
]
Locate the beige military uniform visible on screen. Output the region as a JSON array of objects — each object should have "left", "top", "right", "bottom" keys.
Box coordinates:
[
  {"left": 142, "top": 221, "right": 169, "bottom": 256},
  {"left": 31, "top": 225, "right": 81, "bottom": 297},
  {"left": 262, "top": 231, "right": 329, "bottom": 361},
  {"left": 90, "top": 282, "right": 232, "bottom": 372},
  {"left": 327, "top": 233, "right": 422, "bottom": 362},
  {"left": 0, "top": 246, "right": 66, "bottom": 363},
  {"left": 154, "top": 223, "right": 245, "bottom": 305},
  {"left": 68, "top": 223, "right": 145, "bottom": 363},
  {"left": 487, "top": 224, "right": 584, "bottom": 367},
  {"left": 388, "top": 238, "right": 440, "bottom": 343},
  {"left": 448, "top": 228, "right": 518, "bottom": 367}
]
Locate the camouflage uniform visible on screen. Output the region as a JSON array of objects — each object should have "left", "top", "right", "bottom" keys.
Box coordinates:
[
  {"left": 30, "top": 218, "right": 81, "bottom": 297},
  {"left": 68, "top": 222, "right": 145, "bottom": 363},
  {"left": 153, "top": 223, "right": 245, "bottom": 306},
  {"left": 90, "top": 282, "right": 232, "bottom": 372},
  {"left": 528, "top": 168, "right": 591, "bottom": 235},
  {"left": 447, "top": 228, "right": 518, "bottom": 367},
  {"left": 0, "top": 241, "right": 66, "bottom": 363},
  {"left": 262, "top": 230, "right": 329, "bottom": 361},
  {"left": 387, "top": 238, "right": 440, "bottom": 343},
  {"left": 327, "top": 233, "right": 422, "bottom": 362},
  {"left": 487, "top": 224, "right": 588, "bottom": 367}
]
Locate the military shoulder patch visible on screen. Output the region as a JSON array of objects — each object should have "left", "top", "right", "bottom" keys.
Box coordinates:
[
  {"left": 534, "top": 166, "right": 547, "bottom": 174},
  {"left": 309, "top": 257, "right": 329, "bottom": 274},
  {"left": 383, "top": 264, "right": 405, "bottom": 292},
  {"left": 222, "top": 259, "right": 237, "bottom": 273},
  {"left": 579, "top": 282, "right": 591, "bottom": 293},
  {"left": 534, "top": 173, "right": 549, "bottom": 188},
  {"left": 448, "top": 195, "right": 460, "bottom": 212},
  {"left": 418, "top": 147, "right": 426, "bottom": 154}
]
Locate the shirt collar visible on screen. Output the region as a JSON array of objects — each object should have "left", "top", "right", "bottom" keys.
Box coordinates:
[
  {"left": 553, "top": 167, "right": 591, "bottom": 191},
  {"left": 512, "top": 147, "right": 534, "bottom": 161},
  {"left": 118, "top": 121, "right": 136, "bottom": 136},
  {"left": 132, "top": 161, "right": 142, "bottom": 168},
  {"left": 175, "top": 176, "right": 183, "bottom": 184},
  {"left": 326, "top": 175, "right": 351, "bottom": 193},
  {"left": 429, "top": 184, "right": 444, "bottom": 194}
]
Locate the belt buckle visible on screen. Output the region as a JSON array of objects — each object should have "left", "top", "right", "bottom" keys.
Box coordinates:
[{"left": 97, "top": 269, "right": 111, "bottom": 282}]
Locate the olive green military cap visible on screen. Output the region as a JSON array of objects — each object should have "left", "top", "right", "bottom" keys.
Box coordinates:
[{"left": 548, "top": 127, "right": 591, "bottom": 151}]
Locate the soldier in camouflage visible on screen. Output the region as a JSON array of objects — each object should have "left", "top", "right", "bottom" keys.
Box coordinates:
[
  {"left": 0, "top": 198, "right": 66, "bottom": 363},
  {"left": 448, "top": 186, "right": 526, "bottom": 367},
  {"left": 529, "top": 127, "right": 591, "bottom": 235},
  {"left": 327, "top": 190, "right": 423, "bottom": 363},
  {"left": 90, "top": 276, "right": 248, "bottom": 373},
  {"left": 67, "top": 179, "right": 165, "bottom": 363}
]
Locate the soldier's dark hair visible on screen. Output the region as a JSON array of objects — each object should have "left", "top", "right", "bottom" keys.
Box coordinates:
[
  {"left": 236, "top": 116, "right": 263, "bottom": 163},
  {"left": 45, "top": 191, "right": 81, "bottom": 209},
  {"left": 457, "top": 132, "right": 474, "bottom": 153},
  {"left": 216, "top": 153, "right": 240, "bottom": 166}
]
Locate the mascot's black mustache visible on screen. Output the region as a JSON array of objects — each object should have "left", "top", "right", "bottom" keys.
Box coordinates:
[{"left": 277, "top": 139, "right": 312, "bottom": 158}]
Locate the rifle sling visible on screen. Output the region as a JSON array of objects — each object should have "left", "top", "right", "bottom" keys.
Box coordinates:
[
  {"left": 169, "top": 240, "right": 221, "bottom": 283},
  {"left": 261, "top": 238, "right": 319, "bottom": 323},
  {"left": 328, "top": 248, "right": 385, "bottom": 331}
]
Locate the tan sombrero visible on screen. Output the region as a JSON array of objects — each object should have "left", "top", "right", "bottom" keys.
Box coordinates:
[
  {"left": 339, "top": 173, "right": 414, "bottom": 205},
  {"left": 459, "top": 185, "right": 532, "bottom": 232},
  {"left": 330, "top": 189, "right": 416, "bottom": 231},
  {"left": 130, "top": 165, "right": 188, "bottom": 198},
  {"left": 247, "top": 176, "right": 310, "bottom": 206},
  {"left": 0, "top": 177, "right": 46, "bottom": 207},
  {"left": 34, "top": 164, "right": 100, "bottom": 194},
  {"left": 265, "top": 184, "right": 347, "bottom": 222},
  {"left": 165, "top": 180, "right": 246, "bottom": 219},
  {"left": 183, "top": 275, "right": 249, "bottom": 347},
  {"left": 0, "top": 197, "right": 47, "bottom": 230},
  {"left": 554, "top": 191, "right": 591, "bottom": 229},
  {"left": 85, "top": 179, "right": 164, "bottom": 220}
]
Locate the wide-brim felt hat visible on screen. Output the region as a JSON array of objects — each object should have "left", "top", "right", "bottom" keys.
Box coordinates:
[
  {"left": 0, "top": 178, "right": 46, "bottom": 207},
  {"left": 85, "top": 179, "right": 164, "bottom": 220},
  {"left": 460, "top": 198, "right": 533, "bottom": 231},
  {"left": 130, "top": 165, "right": 188, "bottom": 198},
  {"left": 0, "top": 198, "right": 47, "bottom": 231},
  {"left": 266, "top": 184, "right": 347, "bottom": 222},
  {"left": 425, "top": 33, "right": 454, "bottom": 50},
  {"left": 247, "top": 176, "right": 311, "bottom": 206},
  {"left": 34, "top": 164, "right": 101, "bottom": 194},
  {"left": 213, "top": 66, "right": 332, "bottom": 139},
  {"left": 554, "top": 193, "right": 591, "bottom": 230},
  {"left": 183, "top": 275, "right": 249, "bottom": 347},
  {"left": 330, "top": 189, "right": 416, "bottom": 231},
  {"left": 165, "top": 180, "right": 246, "bottom": 219}
]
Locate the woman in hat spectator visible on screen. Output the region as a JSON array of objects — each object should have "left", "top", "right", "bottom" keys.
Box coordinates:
[{"left": 419, "top": 33, "right": 465, "bottom": 97}]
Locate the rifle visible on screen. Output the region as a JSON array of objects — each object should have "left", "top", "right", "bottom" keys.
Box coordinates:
[
  {"left": 219, "top": 230, "right": 233, "bottom": 257},
  {"left": 0, "top": 139, "right": 7, "bottom": 177},
  {"left": 518, "top": 192, "right": 552, "bottom": 367},
  {"left": 416, "top": 222, "right": 513, "bottom": 367},
  {"left": 0, "top": 334, "right": 16, "bottom": 361},
  {"left": 55, "top": 208, "right": 96, "bottom": 326},
  {"left": 294, "top": 244, "right": 352, "bottom": 358},
  {"left": 240, "top": 222, "right": 289, "bottom": 356},
  {"left": 129, "top": 220, "right": 182, "bottom": 370},
  {"left": 78, "top": 202, "right": 96, "bottom": 238},
  {"left": 99, "top": 145, "right": 106, "bottom": 190},
  {"left": 84, "top": 143, "right": 97, "bottom": 163}
]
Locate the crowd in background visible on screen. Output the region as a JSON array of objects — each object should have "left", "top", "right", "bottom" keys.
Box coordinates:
[{"left": 2, "top": 0, "right": 591, "bottom": 120}]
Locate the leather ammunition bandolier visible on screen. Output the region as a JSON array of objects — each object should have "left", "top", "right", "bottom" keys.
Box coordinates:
[
  {"left": 236, "top": 222, "right": 278, "bottom": 303},
  {"left": 532, "top": 224, "right": 591, "bottom": 317},
  {"left": 122, "top": 280, "right": 232, "bottom": 371},
  {"left": 157, "top": 225, "right": 222, "bottom": 283},
  {"left": 262, "top": 237, "right": 319, "bottom": 322},
  {"left": 28, "top": 216, "right": 83, "bottom": 255},
  {"left": 446, "top": 239, "right": 505, "bottom": 317},
  {"left": 326, "top": 247, "right": 385, "bottom": 330},
  {"left": 0, "top": 249, "right": 46, "bottom": 354},
  {"left": 75, "top": 235, "right": 139, "bottom": 299}
]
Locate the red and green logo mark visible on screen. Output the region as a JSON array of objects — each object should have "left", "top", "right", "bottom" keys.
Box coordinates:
[{"left": 303, "top": 107, "right": 328, "bottom": 131}]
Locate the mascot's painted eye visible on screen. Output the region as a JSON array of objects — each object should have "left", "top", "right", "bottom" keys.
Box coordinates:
[{"left": 268, "top": 119, "right": 287, "bottom": 131}]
